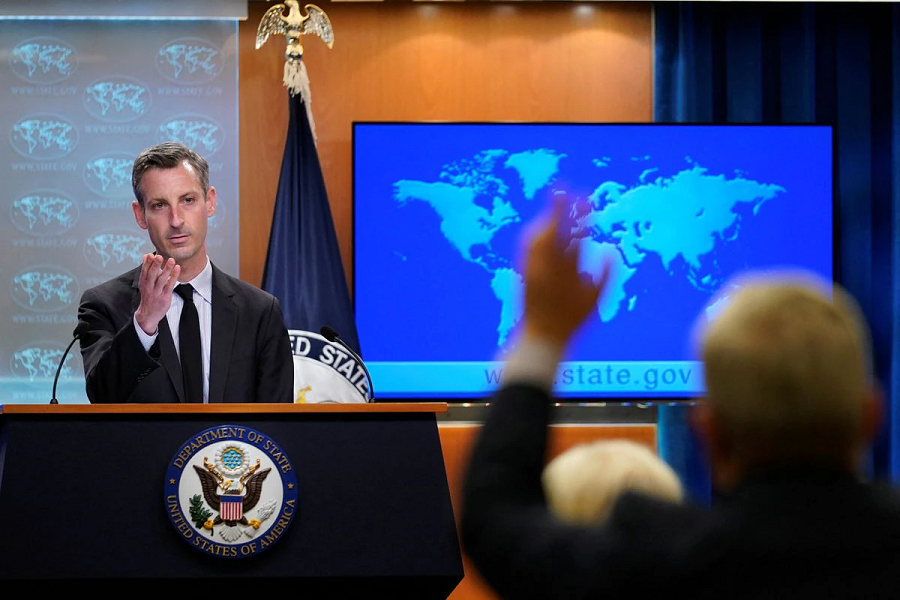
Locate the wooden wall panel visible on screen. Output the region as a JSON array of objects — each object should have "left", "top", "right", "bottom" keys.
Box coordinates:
[
  {"left": 239, "top": 2, "right": 652, "bottom": 287},
  {"left": 439, "top": 423, "right": 657, "bottom": 600}
]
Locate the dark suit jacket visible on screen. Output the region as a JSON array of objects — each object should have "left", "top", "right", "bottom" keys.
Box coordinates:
[
  {"left": 77, "top": 263, "right": 293, "bottom": 403},
  {"left": 461, "top": 384, "right": 900, "bottom": 599}
]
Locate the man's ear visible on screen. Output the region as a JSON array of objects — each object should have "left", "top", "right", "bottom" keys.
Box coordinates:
[
  {"left": 690, "top": 402, "right": 735, "bottom": 465},
  {"left": 132, "top": 200, "right": 148, "bottom": 230},
  {"left": 206, "top": 186, "right": 217, "bottom": 217},
  {"left": 861, "top": 384, "right": 885, "bottom": 444},
  {"left": 690, "top": 401, "right": 739, "bottom": 491},
  {"left": 689, "top": 401, "right": 717, "bottom": 450}
]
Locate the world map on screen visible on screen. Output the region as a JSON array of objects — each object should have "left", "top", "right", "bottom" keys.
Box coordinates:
[
  {"left": 354, "top": 124, "right": 832, "bottom": 381},
  {"left": 391, "top": 149, "right": 785, "bottom": 349}
]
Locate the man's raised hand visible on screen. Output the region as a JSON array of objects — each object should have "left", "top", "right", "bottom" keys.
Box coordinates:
[
  {"left": 134, "top": 254, "right": 181, "bottom": 336},
  {"left": 522, "top": 198, "right": 611, "bottom": 349}
]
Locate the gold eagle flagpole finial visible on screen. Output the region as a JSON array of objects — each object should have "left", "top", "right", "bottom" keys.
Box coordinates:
[{"left": 256, "top": 1, "right": 333, "bottom": 137}]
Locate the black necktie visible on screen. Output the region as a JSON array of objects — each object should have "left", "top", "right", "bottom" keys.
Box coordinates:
[{"left": 174, "top": 284, "right": 203, "bottom": 403}]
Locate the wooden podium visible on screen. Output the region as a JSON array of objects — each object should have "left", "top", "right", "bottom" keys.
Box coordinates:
[{"left": 0, "top": 403, "right": 463, "bottom": 596}]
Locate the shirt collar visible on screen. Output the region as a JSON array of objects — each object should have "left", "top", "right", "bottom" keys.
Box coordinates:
[{"left": 183, "top": 257, "right": 213, "bottom": 304}]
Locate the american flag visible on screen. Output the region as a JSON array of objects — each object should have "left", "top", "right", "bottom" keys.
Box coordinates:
[{"left": 220, "top": 494, "right": 243, "bottom": 521}]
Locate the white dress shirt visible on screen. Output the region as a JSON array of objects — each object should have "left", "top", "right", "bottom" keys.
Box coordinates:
[{"left": 134, "top": 257, "right": 213, "bottom": 402}]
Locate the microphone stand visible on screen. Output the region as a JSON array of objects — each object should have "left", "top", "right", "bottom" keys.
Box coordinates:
[{"left": 51, "top": 332, "right": 80, "bottom": 405}]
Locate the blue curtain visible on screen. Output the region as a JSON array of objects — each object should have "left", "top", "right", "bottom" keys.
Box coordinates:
[{"left": 654, "top": 2, "right": 900, "bottom": 493}]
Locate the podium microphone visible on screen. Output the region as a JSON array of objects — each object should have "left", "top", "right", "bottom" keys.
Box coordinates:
[
  {"left": 320, "top": 325, "right": 375, "bottom": 403},
  {"left": 51, "top": 322, "right": 87, "bottom": 405}
]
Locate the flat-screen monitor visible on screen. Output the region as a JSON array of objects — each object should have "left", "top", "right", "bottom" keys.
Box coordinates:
[{"left": 353, "top": 122, "right": 834, "bottom": 400}]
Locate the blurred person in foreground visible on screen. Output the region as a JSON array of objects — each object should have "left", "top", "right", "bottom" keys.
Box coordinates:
[
  {"left": 542, "top": 439, "right": 683, "bottom": 525},
  {"left": 460, "top": 199, "right": 900, "bottom": 598}
]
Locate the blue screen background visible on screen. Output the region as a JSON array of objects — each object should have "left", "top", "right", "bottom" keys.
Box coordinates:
[{"left": 353, "top": 123, "right": 833, "bottom": 398}]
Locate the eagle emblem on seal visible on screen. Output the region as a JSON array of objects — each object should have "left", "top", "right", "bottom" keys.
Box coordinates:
[{"left": 189, "top": 444, "right": 277, "bottom": 542}]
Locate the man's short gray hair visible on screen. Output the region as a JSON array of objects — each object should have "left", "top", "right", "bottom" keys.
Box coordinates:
[
  {"left": 698, "top": 273, "right": 873, "bottom": 466},
  {"left": 132, "top": 141, "right": 210, "bottom": 207}
]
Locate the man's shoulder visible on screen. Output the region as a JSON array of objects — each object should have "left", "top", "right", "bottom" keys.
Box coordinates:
[
  {"left": 81, "top": 266, "right": 140, "bottom": 300},
  {"left": 212, "top": 265, "right": 279, "bottom": 306}
]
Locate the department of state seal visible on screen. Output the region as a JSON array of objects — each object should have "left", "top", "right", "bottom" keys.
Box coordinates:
[{"left": 164, "top": 425, "right": 298, "bottom": 558}]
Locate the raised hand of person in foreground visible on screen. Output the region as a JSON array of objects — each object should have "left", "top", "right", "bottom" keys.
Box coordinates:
[{"left": 522, "top": 197, "right": 612, "bottom": 350}]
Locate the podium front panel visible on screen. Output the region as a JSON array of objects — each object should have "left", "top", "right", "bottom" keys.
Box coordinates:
[{"left": 0, "top": 405, "right": 463, "bottom": 596}]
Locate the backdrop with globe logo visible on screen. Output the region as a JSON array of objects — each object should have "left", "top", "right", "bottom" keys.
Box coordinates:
[{"left": 1, "top": 20, "right": 239, "bottom": 403}]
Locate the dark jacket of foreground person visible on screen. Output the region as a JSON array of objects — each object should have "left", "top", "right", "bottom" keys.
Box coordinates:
[{"left": 461, "top": 383, "right": 900, "bottom": 599}]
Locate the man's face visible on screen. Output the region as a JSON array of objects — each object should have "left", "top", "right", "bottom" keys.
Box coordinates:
[{"left": 131, "top": 161, "right": 216, "bottom": 273}]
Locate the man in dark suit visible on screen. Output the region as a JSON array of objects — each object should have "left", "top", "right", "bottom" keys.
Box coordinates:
[
  {"left": 78, "top": 142, "right": 293, "bottom": 403},
  {"left": 461, "top": 200, "right": 900, "bottom": 597}
]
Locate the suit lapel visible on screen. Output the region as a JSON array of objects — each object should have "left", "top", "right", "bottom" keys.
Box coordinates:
[
  {"left": 132, "top": 268, "right": 185, "bottom": 402},
  {"left": 208, "top": 265, "right": 237, "bottom": 403}
]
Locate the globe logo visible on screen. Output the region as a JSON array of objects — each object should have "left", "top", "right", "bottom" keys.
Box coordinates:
[
  {"left": 10, "top": 37, "right": 78, "bottom": 84},
  {"left": 11, "top": 341, "right": 79, "bottom": 381},
  {"left": 83, "top": 228, "right": 150, "bottom": 273},
  {"left": 10, "top": 114, "right": 79, "bottom": 160},
  {"left": 10, "top": 190, "right": 79, "bottom": 236},
  {"left": 83, "top": 76, "right": 152, "bottom": 123},
  {"left": 11, "top": 265, "right": 80, "bottom": 313},
  {"left": 155, "top": 38, "right": 223, "bottom": 84},
  {"left": 83, "top": 152, "right": 133, "bottom": 197},
  {"left": 158, "top": 113, "right": 225, "bottom": 156}
]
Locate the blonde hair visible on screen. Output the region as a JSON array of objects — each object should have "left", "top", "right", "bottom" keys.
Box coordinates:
[
  {"left": 699, "top": 273, "right": 873, "bottom": 466},
  {"left": 542, "top": 440, "right": 683, "bottom": 525}
]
